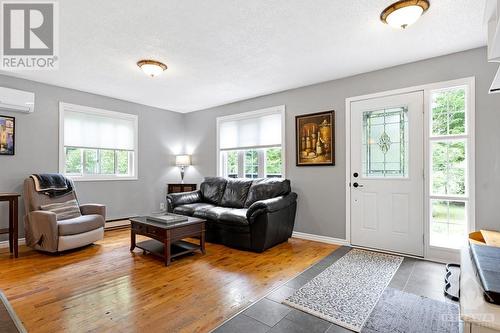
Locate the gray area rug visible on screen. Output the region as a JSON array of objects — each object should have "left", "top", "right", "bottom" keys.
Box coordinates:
[
  {"left": 283, "top": 249, "right": 403, "bottom": 332},
  {"left": 363, "top": 287, "right": 459, "bottom": 333},
  {"left": 0, "top": 291, "right": 26, "bottom": 333}
]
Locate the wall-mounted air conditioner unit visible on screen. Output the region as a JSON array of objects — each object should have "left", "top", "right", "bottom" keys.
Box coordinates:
[
  {"left": 490, "top": 67, "right": 500, "bottom": 94},
  {"left": 486, "top": 0, "right": 500, "bottom": 62},
  {"left": 0, "top": 86, "right": 35, "bottom": 113},
  {"left": 485, "top": 0, "right": 500, "bottom": 94}
]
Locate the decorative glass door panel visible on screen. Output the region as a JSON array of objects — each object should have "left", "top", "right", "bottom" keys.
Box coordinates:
[{"left": 362, "top": 107, "right": 409, "bottom": 178}]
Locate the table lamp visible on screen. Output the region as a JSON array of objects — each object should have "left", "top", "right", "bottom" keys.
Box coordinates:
[{"left": 175, "top": 154, "right": 191, "bottom": 183}]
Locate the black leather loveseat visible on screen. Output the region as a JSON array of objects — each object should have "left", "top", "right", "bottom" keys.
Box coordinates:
[{"left": 167, "top": 177, "right": 297, "bottom": 252}]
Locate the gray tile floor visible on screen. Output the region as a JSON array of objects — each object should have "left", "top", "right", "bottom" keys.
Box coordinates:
[{"left": 213, "top": 246, "right": 459, "bottom": 333}]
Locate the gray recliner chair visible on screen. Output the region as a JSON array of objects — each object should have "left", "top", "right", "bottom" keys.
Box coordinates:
[{"left": 23, "top": 177, "right": 105, "bottom": 253}]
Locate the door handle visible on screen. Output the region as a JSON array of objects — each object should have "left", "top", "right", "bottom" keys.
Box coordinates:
[{"left": 353, "top": 182, "right": 364, "bottom": 188}]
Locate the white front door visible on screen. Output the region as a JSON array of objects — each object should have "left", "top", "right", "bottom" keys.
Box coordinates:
[{"left": 350, "top": 91, "right": 424, "bottom": 256}]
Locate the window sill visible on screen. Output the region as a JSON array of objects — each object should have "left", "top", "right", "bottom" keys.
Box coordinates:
[{"left": 66, "top": 175, "right": 138, "bottom": 182}]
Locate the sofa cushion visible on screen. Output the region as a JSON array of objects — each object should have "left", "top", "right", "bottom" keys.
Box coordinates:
[
  {"left": 219, "top": 209, "right": 249, "bottom": 226},
  {"left": 200, "top": 177, "right": 227, "bottom": 205},
  {"left": 193, "top": 206, "right": 233, "bottom": 221},
  {"left": 40, "top": 199, "right": 82, "bottom": 221},
  {"left": 168, "top": 190, "right": 202, "bottom": 207},
  {"left": 58, "top": 214, "right": 105, "bottom": 236},
  {"left": 220, "top": 178, "right": 253, "bottom": 208},
  {"left": 244, "top": 178, "right": 291, "bottom": 207},
  {"left": 173, "top": 203, "right": 215, "bottom": 216}
]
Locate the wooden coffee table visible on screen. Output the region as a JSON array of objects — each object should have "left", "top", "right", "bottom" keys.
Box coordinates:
[{"left": 129, "top": 215, "right": 206, "bottom": 266}]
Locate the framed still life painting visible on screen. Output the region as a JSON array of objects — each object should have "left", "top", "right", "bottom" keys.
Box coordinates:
[
  {"left": 296, "top": 110, "right": 334, "bottom": 166},
  {"left": 0, "top": 115, "right": 15, "bottom": 155}
]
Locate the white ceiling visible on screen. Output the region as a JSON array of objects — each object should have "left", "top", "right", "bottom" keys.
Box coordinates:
[{"left": 1, "top": 0, "right": 487, "bottom": 113}]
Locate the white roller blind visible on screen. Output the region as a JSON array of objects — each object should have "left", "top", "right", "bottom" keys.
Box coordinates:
[
  {"left": 63, "top": 109, "right": 136, "bottom": 150},
  {"left": 219, "top": 112, "right": 282, "bottom": 150}
]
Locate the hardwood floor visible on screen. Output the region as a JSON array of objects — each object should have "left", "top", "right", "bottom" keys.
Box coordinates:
[{"left": 0, "top": 229, "right": 337, "bottom": 333}]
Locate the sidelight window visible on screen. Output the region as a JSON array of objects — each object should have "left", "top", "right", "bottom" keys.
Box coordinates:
[{"left": 428, "top": 86, "right": 472, "bottom": 249}]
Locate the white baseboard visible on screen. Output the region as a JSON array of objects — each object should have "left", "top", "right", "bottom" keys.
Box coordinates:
[
  {"left": 2, "top": 229, "right": 349, "bottom": 248},
  {"left": 0, "top": 238, "right": 25, "bottom": 249},
  {"left": 292, "top": 231, "right": 350, "bottom": 246}
]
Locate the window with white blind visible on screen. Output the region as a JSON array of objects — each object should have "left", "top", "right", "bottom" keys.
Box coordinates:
[
  {"left": 58, "top": 102, "right": 138, "bottom": 181},
  {"left": 217, "top": 106, "right": 285, "bottom": 179}
]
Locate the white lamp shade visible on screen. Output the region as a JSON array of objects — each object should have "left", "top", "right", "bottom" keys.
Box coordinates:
[
  {"left": 175, "top": 154, "right": 191, "bottom": 166},
  {"left": 386, "top": 5, "right": 424, "bottom": 29}
]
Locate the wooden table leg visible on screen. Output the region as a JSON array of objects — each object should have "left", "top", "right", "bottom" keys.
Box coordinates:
[
  {"left": 164, "top": 232, "right": 171, "bottom": 266},
  {"left": 200, "top": 229, "right": 206, "bottom": 255},
  {"left": 12, "top": 198, "right": 18, "bottom": 258},
  {"left": 8, "top": 199, "right": 13, "bottom": 254},
  {"left": 130, "top": 229, "right": 136, "bottom": 251}
]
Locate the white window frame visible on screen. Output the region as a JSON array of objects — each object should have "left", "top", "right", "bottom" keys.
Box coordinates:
[
  {"left": 345, "top": 77, "right": 475, "bottom": 263},
  {"left": 216, "top": 105, "right": 286, "bottom": 178},
  {"left": 58, "top": 102, "right": 139, "bottom": 181},
  {"left": 424, "top": 78, "right": 475, "bottom": 262}
]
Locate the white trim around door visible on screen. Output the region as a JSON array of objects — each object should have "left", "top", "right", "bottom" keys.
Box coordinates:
[{"left": 345, "top": 77, "right": 475, "bottom": 262}]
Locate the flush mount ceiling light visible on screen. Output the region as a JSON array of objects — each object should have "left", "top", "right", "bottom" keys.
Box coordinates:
[
  {"left": 380, "top": 0, "right": 430, "bottom": 29},
  {"left": 137, "top": 59, "right": 167, "bottom": 77}
]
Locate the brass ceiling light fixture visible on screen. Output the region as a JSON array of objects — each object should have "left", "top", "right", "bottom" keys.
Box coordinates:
[
  {"left": 137, "top": 59, "right": 168, "bottom": 77},
  {"left": 380, "top": 0, "right": 430, "bottom": 29}
]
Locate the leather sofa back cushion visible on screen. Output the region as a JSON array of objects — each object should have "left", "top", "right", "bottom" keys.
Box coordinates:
[
  {"left": 220, "top": 178, "right": 253, "bottom": 208},
  {"left": 200, "top": 177, "right": 228, "bottom": 205},
  {"left": 244, "top": 178, "right": 291, "bottom": 207}
]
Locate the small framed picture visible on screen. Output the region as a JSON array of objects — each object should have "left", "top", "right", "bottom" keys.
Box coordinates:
[
  {"left": 0, "top": 115, "right": 15, "bottom": 155},
  {"left": 296, "top": 110, "right": 334, "bottom": 166}
]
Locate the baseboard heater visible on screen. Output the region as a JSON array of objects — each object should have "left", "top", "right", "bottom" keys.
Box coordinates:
[{"left": 105, "top": 219, "right": 130, "bottom": 230}]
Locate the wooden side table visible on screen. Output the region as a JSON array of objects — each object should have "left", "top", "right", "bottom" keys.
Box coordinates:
[
  {"left": 167, "top": 183, "right": 197, "bottom": 194},
  {"left": 0, "top": 193, "right": 21, "bottom": 258}
]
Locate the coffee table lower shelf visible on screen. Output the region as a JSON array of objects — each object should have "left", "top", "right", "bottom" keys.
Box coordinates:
[{"left": 136, "top": 239, "right": 201, "bottom": 262}]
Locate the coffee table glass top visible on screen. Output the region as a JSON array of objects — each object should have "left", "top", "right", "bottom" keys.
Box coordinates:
[{"left": 130, "top": 214, "right": 205, "bottom": 229}]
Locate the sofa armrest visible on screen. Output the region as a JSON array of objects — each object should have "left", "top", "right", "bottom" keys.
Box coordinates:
[
  {"left": 246, "top": 192, "right": 298, "bottom": 220},
  {"left": 167, "top": 190, "right": 202, "bottom": 210},
  {"left": 80, "top": 204, "right": 106, "bottom": 218},
  {"left": 25, "top": 210, "right": 59, "bottom": 252}
]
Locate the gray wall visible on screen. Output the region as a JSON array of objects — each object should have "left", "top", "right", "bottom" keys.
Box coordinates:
[
  {"left": 184, "top": 47, "right": 500, "bottom": 239},
  {"left": 0, "top": 75, "right": 185, "bottom": 239},
  {"left": 1, "top": 47, "right": 499, "bottom": 242}
]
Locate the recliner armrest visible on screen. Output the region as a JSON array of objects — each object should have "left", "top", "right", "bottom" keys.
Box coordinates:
[
  {"left": 30, "top": 210, "right": 57, "bottom": 223},
  {"left": 25, "top": 210, "right": 59, "bottom": 251},
  {"left": 246, "top": 192, "right": 298, "bottom": 220},
  {"left": 80, "top": 204, "right": 106, "bottom": 218},
  {"left": 167, "top": 190, "right": 202, "bottom": 208}
]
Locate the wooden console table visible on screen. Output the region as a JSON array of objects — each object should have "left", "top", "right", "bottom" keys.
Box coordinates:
[
  {"left": 0, "top": 193, "right": 20, "bottom": 258},
  {"left": 167, "top": 183, "right": 197, "bottom": 194}
]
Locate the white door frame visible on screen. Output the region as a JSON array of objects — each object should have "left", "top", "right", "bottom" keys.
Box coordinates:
[{"left": 345, "top": 77, "right": 475, "bottom": 262}]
